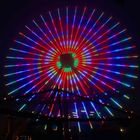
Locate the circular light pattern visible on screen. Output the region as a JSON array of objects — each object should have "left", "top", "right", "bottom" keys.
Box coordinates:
[{"left": 4, "top": 7, "right": 138, "bottom": 131}]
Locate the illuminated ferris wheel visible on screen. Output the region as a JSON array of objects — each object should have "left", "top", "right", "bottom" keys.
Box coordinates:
[{"left": 4, "top": 7, "right": 138, "bottom": 132}]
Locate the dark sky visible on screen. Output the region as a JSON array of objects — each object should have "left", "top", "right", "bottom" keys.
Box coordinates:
[{"left": 0, "top": 0, "right": 140, "bottom": 112}]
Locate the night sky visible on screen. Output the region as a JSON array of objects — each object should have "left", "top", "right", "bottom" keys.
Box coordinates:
[{"left": 0, "top": 0, "right": 140, "bottom": 113}]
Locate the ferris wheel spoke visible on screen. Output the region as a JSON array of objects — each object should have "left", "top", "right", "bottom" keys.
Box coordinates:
[
  {"left": 19, "top": 32, "right": 49, "bottom": 52},
  {"left": 77, "top": 70, "right": 105, "bottom": 94},
  {"left": 9, "top": 48, "right": 44, "bottom": 57},
  {"left": 14, "top": 40, "right": 46, "bottom": 54},
  {"left": 94, "top": 67, "right": 138, "bottom": 79},
  {"left": 91, "top": 62, "right": 138, "bottom": 68},
  {"left": 25, "top": 25, "right": 48, "bottom": 45},
  {"left": 37, "top": 71, "right": 57, "bottom": 92},
  {"left": 91, "top": 55, "right": 138, "bottom": 61},
  {"left": 78, "top": 65, "right": 116, "bottom": 91},
  {"left": 8, "top": 68, "right": 56, "bottom": 95},
  {"left": 86, "top": 35, "right": 132, "bottom": 53},
  {"left": 93, "top": 45, "right": 135, "bottom": 56},
  {"left": 73, "top": 73, "right": 88, "bottom": 96},
  {"left": 86, "top": 16, "right": 112, "bottom": 43},
  {"left": 77, "top": 12, "right": 104, "bottom": 49},
  {"left": 66, "top": 7, "right": 69, "bottom": 48},
  {"left": 4, "top": 64, "right": 51, "bottom": 77},
  {"left": 57, "top": 8, "right": 66, "bottom": 47},
  {"left": 5, "top": 62, "right": 47, "bottom": 67},
  {"left": 79, "top": 64, "right": 134, "bottom": 89},
  {"left": 69, "top": 6, "right": 77, "bottom": 47},
  {"left": 40, "top": 15, "right": 62, "bottom": 49},
  {"left": 32, "top": 19, "right": 60, "bottom": 52},
  {"left": 49, "top": 11, "right": 63, "bottom": 48},
  {"left": 92, "top": 22, "right": 120, "bottom": 44},
  {"left": 77, "top": 22, "right": 121, "bottom": 52},
  {"left": 72, "top": 7, "right": 87, "bottom": 48},
  {"left": 76, "top": 9, "right": 96, "bottom": 46},
  {"left": 92, "top": 28, "right": 126, "bottom": 47}
]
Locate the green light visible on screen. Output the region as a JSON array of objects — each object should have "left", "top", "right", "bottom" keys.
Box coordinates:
[
  {"left": 64, "top": 67, "right": 72, "bottom": 72},
  {"left": 72, "top": 53, "right": 76, "bottom": 58},
  {"left": 74, "top": 59, "right": 79, "bottom": 67},
  {"left": 57, "top": 61, "right": 62, "bottom": 69}
]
